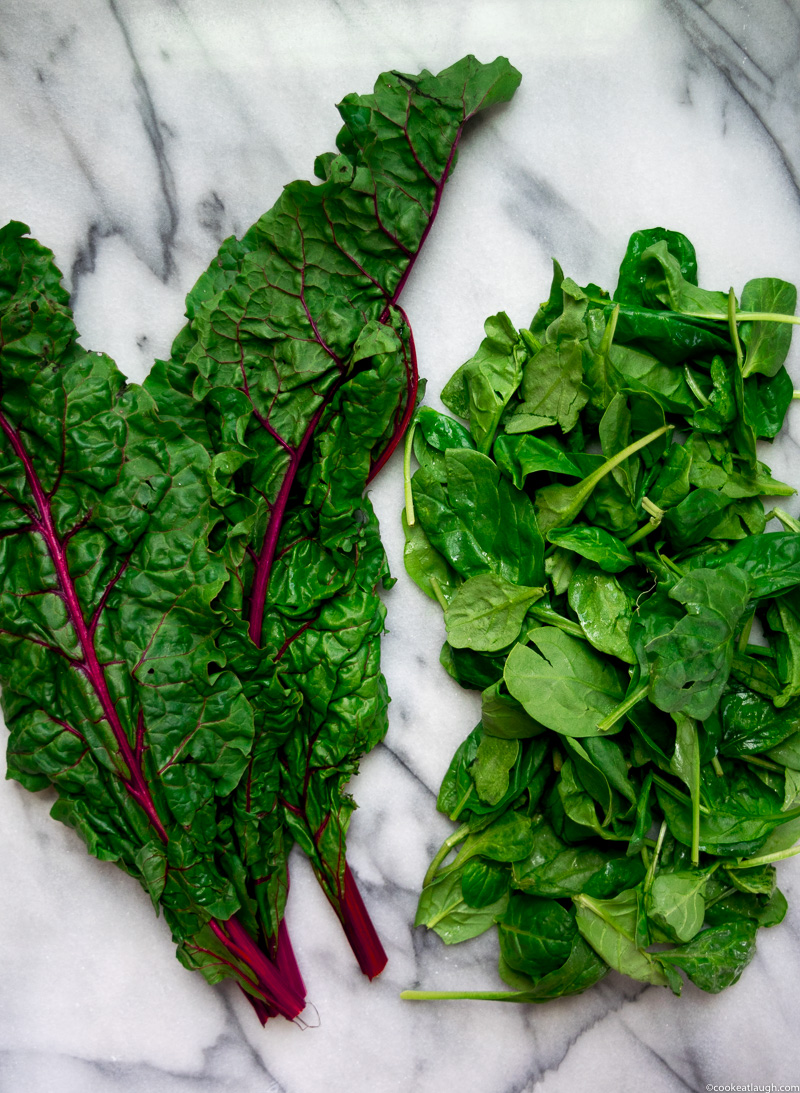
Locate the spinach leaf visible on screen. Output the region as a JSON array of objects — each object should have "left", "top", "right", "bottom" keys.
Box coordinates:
[
  {"left": 644, "top": 566, "right": 751, "bottom": 720},
  {"left": 504, "top": 627, "right": 626, "bottom": 737},
  {"left": 497, "top": 935, "right": 608, "bottom": 1000},
  {"left": 494, "top": 433, "right": 583, "bottom": 486},
  {"left": 513, "top": 820, "right": 643, "bottom": 899},
  {"left": 415, "top": 868, "right": 509, "bottom": 944},
  {"left": 436, "top": 729, "right": 547, "bottom": 822},
  {"left": 656, "top": 772, "right": 787, "bottom": 858},
  {"left": 615, "top": 227, "right": 698, "bottom": 306},
  {"left": 519, "top": 280, "right": 589, "bottom": 432},
  {"left": 690, "top": 356, "right": 736, "bottom": 433},
  {"left": 743, "top": 366, "right": 793, "bottom": 438},
  {"left": 402, "top": 510, "right": 460, "bottom": 604},
  {"left": 416, "top": 406, "right": 476, "bottom": 453},
  {"left": 406, "top": 224, "right": 800, "bottom": 1010},
  {"left": 662, "top": 488, "right": 734, "bottom": 550},
  {"left": 535, "top": 423, "right": 669, "bottom": 533},
  {"left": 498, "top": 893, "right": 577, "bottom": 977},
  {"left": 481, "top": 681, "right": 545, "bottom": 739},
  {"left": 472, "top": 737, "right": 520, "bottom": 805},
  {"left": 740, "top": 278, "right": 797, "bottom": 378},
  {"left": 690, "top": 533, "right": 800, "bottom": 598},
  {"left": 441, "top": 312, "right": 527, "bottom": 451},
  {"left": 546, "top": 525, "right": 635, "bottom": 573},
  {"left": 767, "top": 589, "right": 800, "bottom": 706},
  {"left": 658, "top": 922, "right": 758, "bottom": 993},
  {"left": 602, "top": 303, "right": 732, "bottom": 365},
  {"left": 646, "top": 871, "right": 708, "bottom": 942},
  {"left": 704, "top": 888, "right": 787, "bottom": 930},
  {"left": 462, "top": 860, "right": 511, "bottom": 907},
  {"left": 444, "top": 573, "right": 544, "bottom": 652},
  {"left": 648, "top": 444, "right": 692, "bottom": 508},
  {"left": 720, "top": 690, "right": 800, "bottom": 757},
  {"left": 639, "top": 240, "right": 729, "bottom": 317},
  {"left": 568, "top": 562, "right": 636, "bottom": 663},
  {"left": 574, "top": 890, "right": 669, "bottom": 987},
  {"left": 416, "top": 449, "right": 544, "bottom": 586}
]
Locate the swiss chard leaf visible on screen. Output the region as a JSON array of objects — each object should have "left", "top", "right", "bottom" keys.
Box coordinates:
[
  {"left": 0, "top": 222, "right": 312, "bottom": 1016},
  {"left": 147, "top": 55, "right": 523, "bottom": 973}
]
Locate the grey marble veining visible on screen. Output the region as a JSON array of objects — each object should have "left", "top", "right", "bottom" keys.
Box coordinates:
[{"left": 2, "top": 2, "right": 800, "bottom": 1091}]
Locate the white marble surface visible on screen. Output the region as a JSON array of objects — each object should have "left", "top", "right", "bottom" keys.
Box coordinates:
[{"left": 2, "top": 1, "right": 800, "bottom": 1090}]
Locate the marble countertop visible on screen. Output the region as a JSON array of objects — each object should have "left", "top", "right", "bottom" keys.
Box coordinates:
[{"left": 3, "top": 2, "right": 800, "bottom": 1090}]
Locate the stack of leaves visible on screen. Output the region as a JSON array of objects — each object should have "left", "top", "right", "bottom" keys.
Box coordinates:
[
  {"left": 0, "top": 56, "right": 521, "bottom": 1022},
  {"left": 400, "top": 227, "right": 800, "bottom": 1003}
]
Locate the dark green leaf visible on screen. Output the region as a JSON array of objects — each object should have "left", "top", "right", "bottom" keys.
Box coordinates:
[
  {"left": 415, "top": 868, "right": 509, "bottom": 944},
  {"left": 494, "top": 433, "right": 583, "bottom": 487},
  {"left": 646, "top": 871, "right": 708, "bottom": 942},
  {"left": 615, "top": 228, "right": 698, "bottom": 307},
  {"left": 740, "top": 278, "right": 797, "bottom": 378},
  {"left": 659, "top": 921, "right": 757, "bottom": 993},
  {"left": 498, "top": 893, "right": 577, "bottom": 977},
  {"left": 441, "top": 312, "right": 526, "bottom": 452},
  {"left": 546, "top": 525, "right": 635, "bottom": 573},
  {"left": 504, "top": 627, "right": 626, "bottom": 737},
  {"left": 644, "top": 566, "right": 751, "bottom": 720},
  {"left": 444, "top": 572, "right": 543, "bottom": 652},
  {"left": 568, "top": 562, "right": 636, "bottom": 663},
  {"left": 461, "top": 859, "right": 511, "bottom": 908}
]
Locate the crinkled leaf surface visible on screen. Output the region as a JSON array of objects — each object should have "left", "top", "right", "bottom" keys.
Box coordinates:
[
  {"left": 144, "top": 56, "right": 521, "bottom": 960},
  {"left": 0, "top": 222, "right": 304, "bottom": 1010}
]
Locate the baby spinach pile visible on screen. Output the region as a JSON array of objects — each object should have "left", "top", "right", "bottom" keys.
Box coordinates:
[
  {"left": 401, "top": 228, "right": 800, "bottom": 1003},
  {"left": 0, "top": 56, "right": 521, "bottom": 1023}
]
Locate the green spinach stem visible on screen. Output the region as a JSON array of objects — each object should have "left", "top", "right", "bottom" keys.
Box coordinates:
[
  {"left": 770, "top": 507, "right": 800, "bottom": 533},
  {"left": 644, "top": 820, "right": 667, "bottom": 893},
  {"left": 727, "top": 287, "right": 745, "bottom": 372},
  {"left": 727, "top": 844, "right": 800, "bottom": 870},
  {"left": 652, "top": 772, "right": 710, "bottom": 815},
  {"left": 422, "top": 822, "right": 470, "bottom": 888},
  {"left": 403, "top": 420, "right": 417, "bottom": 526},
  {"left": 527, "top": 603, "right": 585, "bottom": 638},
  {"left": 401, "top": 990, "right": 534, "bottom": 1002},
  {"left": 690, "top": 719, "right": 701, "bottom": 867},
  {"left": 683, "top": 365, "right": 711, "bottom": 407},
  {"left": 596, "top": 681, "right": 649, "bottom": 732},
  {"left": 429, "top": 576, "right": 448, "bottom": 611}
]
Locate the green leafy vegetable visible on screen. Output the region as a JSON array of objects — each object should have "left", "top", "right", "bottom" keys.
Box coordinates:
[
  {"left": 0, "top": 221, "right": 304, "bottom": 1021},
  {"left": 444, "top": 573, "right": 544, "bottom": 652},
  {"left": 546, "top": 525, "right": 635, "bottom": 573},
  {"left": 146, "top": 53, "right": 522, "bottom": 985},
  {"left": 403, "top": 225, "right": 800, "bottom": 1007},
  {"left": 1, "top": 55, "right": 524, "bottom": 1023},
  {"left": 504, "top": 627, "right": 625, "bottom": 737}
]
